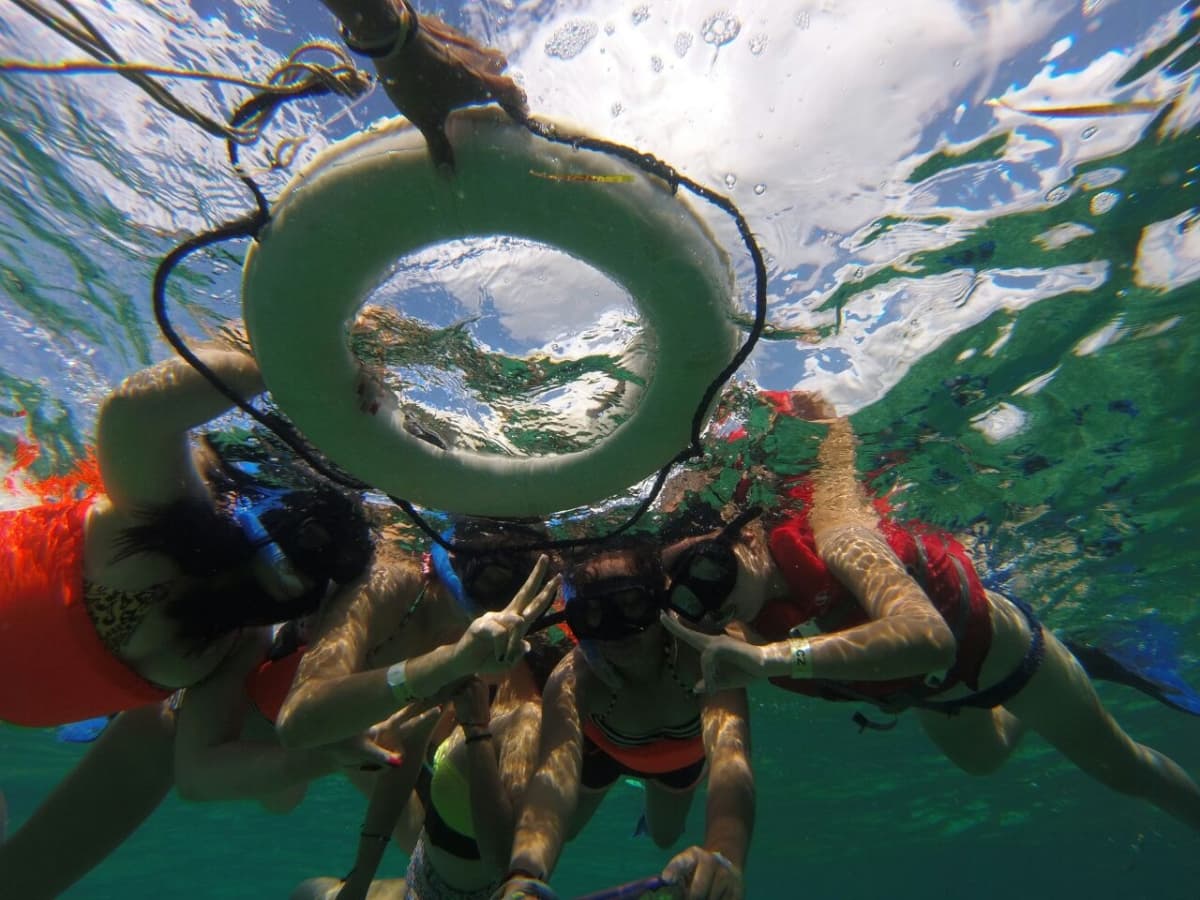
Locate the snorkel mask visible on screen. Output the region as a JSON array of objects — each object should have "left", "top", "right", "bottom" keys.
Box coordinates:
[
  {"left": 556, "top": 572, "right": 664, "bottom": 642},
  {"left": 536, "top": 539, "right": 667, "bottom": 642},
  {"left": 665, "top": 506, "right": 763, "bottom": 629},
  {"left": 429, "top": 521, "right": 544, "bottom": 618}
]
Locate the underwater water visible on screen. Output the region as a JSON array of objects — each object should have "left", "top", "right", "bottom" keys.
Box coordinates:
[{"left": 1, "top": 0, "right": 1198, "bottom": 897}]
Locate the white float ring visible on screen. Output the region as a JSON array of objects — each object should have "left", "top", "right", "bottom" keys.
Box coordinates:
[{"left": 243, "top": 109, "right": 738, "bottom": 517}]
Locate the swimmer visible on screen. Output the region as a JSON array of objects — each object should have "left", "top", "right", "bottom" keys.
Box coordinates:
[
  {"left": 278, "top": 518, "right": 562, "bottom": 899},
  {"left": 294, "top": 641, "right": 569, "bottom": 900},
  {"left": 499, "top": 537, "right": 753, "bottom": 900},
  {"left": 320, "top": 0, "right": 528, "bottom": 169},
  {"left": 0, "top": 348, "right": 375, "bottom": 898},
  {"left": 661, "top": 399, "right": 1200, "bottom": 832}
]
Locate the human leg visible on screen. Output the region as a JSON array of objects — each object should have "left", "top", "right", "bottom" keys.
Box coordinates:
[
  {"left": 643, "top": 779, "right": 699, "bottom": 849},
  {"left": 0, "top": 701, "right": 176, "bottom": 899},
  {"left": 916, "top": 705, "right": 1027, "bottom": 775},
  {"left": 1004, "top": 631, "right": 1200, "bottom": 831}
]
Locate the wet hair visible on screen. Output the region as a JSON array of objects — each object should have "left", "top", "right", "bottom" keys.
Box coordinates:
[
  {"left": 112, "top": 442, "right": 374, "bottom": 648},
  {"left": 562, "top": 534, "right": 665, "bottom": 593}
]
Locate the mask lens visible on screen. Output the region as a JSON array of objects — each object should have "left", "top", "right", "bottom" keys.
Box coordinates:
[
  {"left": 567, "top": 579, "right": 662, "bottom": 640},
  {"left": 463, "top": 557, "right": 525, "bottom": 611}
]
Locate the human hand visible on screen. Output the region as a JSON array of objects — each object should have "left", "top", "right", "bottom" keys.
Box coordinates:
[
  {"left": 370, "top": 2, "right": 528, "bottom": 170},
  {"left": 367, "top": 703, "right": 445, "bottom": 755},
  {"left": 450, "top": 555, "right": 560, "bottom": 677},
  {"left": 490, "top": 875, "right": 558, "bottom": 900},
  {"left": 659, "top": 613, "right": 768, "bottom": 693},
  {"left": 324, "top": 730, "right": 405, "bottom": 772},
  {"left": 661, "top": 847, "right": 743, "bottom": 900}
]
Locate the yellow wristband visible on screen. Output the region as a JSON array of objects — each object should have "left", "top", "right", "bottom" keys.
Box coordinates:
[{"left": 787, "top": 637, "right": 814, "bottom": 679}]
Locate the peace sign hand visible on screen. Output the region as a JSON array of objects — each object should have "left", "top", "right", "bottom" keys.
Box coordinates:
[
  {"left": 659, "top": 612, "right": 770, "bottom": 694},
  {"left": 451, "top": 555, "right": 560, "bottom": 677}
]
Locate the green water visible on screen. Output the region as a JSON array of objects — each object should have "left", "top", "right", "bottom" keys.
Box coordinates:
[{"left": 2, "top": 0, "right": 1200, "bottom": 897}]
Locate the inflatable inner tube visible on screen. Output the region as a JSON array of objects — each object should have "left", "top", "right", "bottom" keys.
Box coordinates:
[{"left": 243, "top": 109, "right": 738, "bottom": 517}]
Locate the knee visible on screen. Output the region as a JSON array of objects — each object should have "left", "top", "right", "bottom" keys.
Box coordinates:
[{"left": 650, "top": 823, "right": 685, "bottom": 849}]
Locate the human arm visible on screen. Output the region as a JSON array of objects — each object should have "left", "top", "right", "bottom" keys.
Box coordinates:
[
  {"left": 277, "top": 555, "right": 558, "bottom": 749},
  {"left": 96, "top": 348, "right": 263, "bottom": 511},
  {"left": 174, "top": 630, "right": 351, "bottom": 802},
  {"left": 336, "top": 707, "right": 445, "bottom": 900},
  {"left": 659, "top": 688, "right": 754, "bottom": 900},
  {"left": 457, "top": 667, "right": 544, "bottom": 875},
  {"left": 498, "top": 653, "right": 586, "bottom": 896},
  {"left": 318, "top": 0, "right": 527, "bottom": 170}
]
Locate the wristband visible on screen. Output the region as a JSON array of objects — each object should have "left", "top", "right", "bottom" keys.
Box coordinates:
[
  {"left": 386, "top": 660, "right": 414, "bottom": 704},
  {"left": 464, "top": 731, "right": 493, "bottom": 745},
  {"left": 787, "top": 636, "right": 814, "bottom": 679},
  {"left": 359, "top": 830, "right": 391, "bottom": 844}
]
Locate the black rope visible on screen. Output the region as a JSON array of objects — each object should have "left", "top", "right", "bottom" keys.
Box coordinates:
[{"left": 153, "top": 87, "right": 768, "bottom": 557}]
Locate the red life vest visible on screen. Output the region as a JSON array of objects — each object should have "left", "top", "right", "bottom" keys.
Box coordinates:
[
  {"left": 0, "top": 499, "right": 172, "bottom": 726},
  {"left": 753, "top": 506, "right": 992, "bottom": 706}
]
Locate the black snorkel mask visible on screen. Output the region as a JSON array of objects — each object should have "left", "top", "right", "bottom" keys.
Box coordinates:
[
  {"left": 536, "top": 571, "right": 665, "bottom": 642},
  {"left": 665, "top": 506, "right": 763, "bottom": 628}
]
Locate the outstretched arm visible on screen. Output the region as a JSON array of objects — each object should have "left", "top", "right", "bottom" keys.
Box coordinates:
[
  {"left": 660, "top": 688, "right": 754, "bottom": 900},
  {"left": 277, "top": 555, "right": 558, "bottom": 748},
  {"left": 319, "top": 0, "right": 527, "bottom": 169},
  {"left": 96, "top": 348, "right": 263, "bottom": 511},
  {"left": 501, "top": 654, "right": 586, "bottom": 893}
]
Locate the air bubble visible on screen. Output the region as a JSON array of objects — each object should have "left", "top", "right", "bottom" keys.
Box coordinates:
[
  {"left": 724, "top": 173, "right": 737, "bottom": 188},
  {"left": 1046, "top": 185, "right": 1070, "bottom": 204},
  {"left": 753, "top": 183, "right": 766, "bottom": 195},
  {"left": 701, "top": 12, "right": 741, "bottom": 48},
  {"left": 632, "top": 5, "right": 650, "bottom": 25},
  {"left": 545, "top": 20, "right": 599, "bottom": 59},
  {"left": 604, "top": 22, "right": 615, "bottom": 36},
  {"left": 674, "top": 32, "right": 693, "bottom": 57},
  {"left": 1090, "top": 190, "right": 1120, "bottom": 215},
  {"left": 749, "top": 34, "right": 768, "bottom": 55},
  {"left": 611, "top": 102, "right": 623, "bottom": 118},
  {"left": 795, "top": 10, "right": 811, "bottom": 29},
  {"left": 1081, "top": 125, "right": 1098, "bottom": 140},
  {"left": 650, "top": 55, "right": 664, "bottom": 72}
]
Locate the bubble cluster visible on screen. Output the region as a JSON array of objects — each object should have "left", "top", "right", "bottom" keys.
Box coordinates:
[
  {"left": 795, "top": 10, "right": 811, "bottom": 29},
  {"left": 631, "top": 5, "right": 651, "bottom": 25},
  {"left": 545, "top": 20, "right": 599, "bottom": 59},
  {"left": 749, "top": 34, "right": 768, "bottom": 55},
  {"left": 611, "top": 102, "right": 623, "bottom": 118},
  {"left": 1090, "top": 190, "right": 1120, "bottom": 215},
  {"left": 1045, "top": 185, "right": 1071, "bottom": 204},
  {"left": 650, "top": 55, "right": 664, "bottom": 73},
  {"left": 674, "top": 31, "right": 693, "bottom": 58},
  {"left": 701, "top": 12, "right": 741, "bottom": 48}
]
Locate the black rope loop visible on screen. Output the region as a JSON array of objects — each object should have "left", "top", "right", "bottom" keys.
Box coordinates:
[{"left": 154, "top": 81, "right": 768, "bottom": 559}]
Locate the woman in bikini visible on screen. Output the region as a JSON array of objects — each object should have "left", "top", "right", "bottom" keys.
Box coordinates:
[
  {"left": 0, "top": 347, "right": 375, "bottom": 898},
  {"left": 661, "top": 405, "right": 1200, "bottom": 832},
  {"left": 499, "top": 537, "right": 753, "bottom": 900}
]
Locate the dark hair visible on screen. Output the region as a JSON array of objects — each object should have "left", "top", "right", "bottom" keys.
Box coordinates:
[
  {"left": 563, "top": 534, "right": 665, "bottom": 594},
  {"left": 113, "top": 442, "right": 374, "bottom": 648}
]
